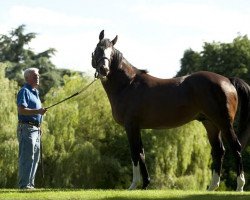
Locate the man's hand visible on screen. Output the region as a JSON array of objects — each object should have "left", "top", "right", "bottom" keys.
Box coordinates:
[{"left": 38, "top": 108, "right": 47, "bottom": 115}]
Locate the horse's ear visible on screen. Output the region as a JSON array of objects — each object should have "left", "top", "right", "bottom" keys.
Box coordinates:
[
  {"left": 111, "top": 35, "right": 118, "bottom": 46},
  {"left": 99, "top": 30, "right": 104, "bottom": 41}
]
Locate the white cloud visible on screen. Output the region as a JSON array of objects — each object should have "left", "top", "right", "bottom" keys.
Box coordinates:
[
  {"left": 9, "top": 5, "right": 110, "bottom": 27},
  {"left": 131, "top": 2, "right": 250, "bottom": 34}
]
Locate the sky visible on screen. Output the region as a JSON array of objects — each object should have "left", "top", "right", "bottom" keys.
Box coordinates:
[{"left": 1, "top": 0, "right": 250, "bottom": 78}]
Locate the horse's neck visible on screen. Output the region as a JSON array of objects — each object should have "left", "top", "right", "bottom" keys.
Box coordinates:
[
  {"left": 102, "top": 56, "right": 136, "bottom": 100},
  {"left": 121, "top": 58, "right": 136, "bottom": 79}
]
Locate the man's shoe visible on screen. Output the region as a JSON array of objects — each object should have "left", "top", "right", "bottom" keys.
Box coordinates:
[{"left": 20, "top": 186, "right": 35, "bottom": 190}]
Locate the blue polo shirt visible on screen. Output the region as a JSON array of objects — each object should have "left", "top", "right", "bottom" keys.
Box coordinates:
[{"left": 17, "top": 83, "right": 42, "bottom": 124}]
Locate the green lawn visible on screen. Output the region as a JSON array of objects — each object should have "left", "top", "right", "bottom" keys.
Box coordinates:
[{"left": 1, "top": 189, "right": 250, "bottom": 200}]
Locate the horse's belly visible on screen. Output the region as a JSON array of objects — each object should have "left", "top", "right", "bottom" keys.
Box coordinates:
[{"left": 139, "top": 106, "right": 198, "bottom": 129}]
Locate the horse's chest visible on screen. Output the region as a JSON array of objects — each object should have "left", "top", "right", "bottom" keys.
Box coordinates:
[{"left": 111, "top": 97, "right": 139, "bottom": 125}]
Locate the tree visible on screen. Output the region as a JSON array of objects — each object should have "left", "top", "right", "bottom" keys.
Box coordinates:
[
  {"left": 0, "top": 63, "right": 19, "bottom": 187},
  {"left": 0, "top": 25, "right": 78, "bottom": 100},
  {"left": 176, "top": 49, "right": 201, "bottom": 77},
  {"left": 149, "top": 122, "right": 211, "bottom": 190},
  {"left": 177, "top": 35, "right": 250, "bottom": 83}
]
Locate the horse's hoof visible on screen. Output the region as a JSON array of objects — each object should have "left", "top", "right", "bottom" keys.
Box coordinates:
[
  {"left": 207, "top": 171, "right": 220, "bottom": 191},
  {"left": 236, "top": 187, "right": 244, "bottom": 192},
  {"left": 128, "top": 182, "right": 137, "bottom": 190},
  {"left": 207, "top": 183, "right": 219, "bottom": 191},
  {"left": 236, "top": 173, "right": 245, "bottom": 192}
]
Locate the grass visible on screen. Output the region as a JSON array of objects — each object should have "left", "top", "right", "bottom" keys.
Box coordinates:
[{"left": 1, "top": 189, "right": 250, "bottom": 200}]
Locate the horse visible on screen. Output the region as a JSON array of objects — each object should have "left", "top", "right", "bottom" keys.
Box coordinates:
[{"left": 91, "top": 30, "right": 250, "bottom": 191}]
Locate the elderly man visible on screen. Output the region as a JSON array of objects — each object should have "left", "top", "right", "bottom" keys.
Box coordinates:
[{"left": 17, "top": 68, "right": 47, "bottom": 189}]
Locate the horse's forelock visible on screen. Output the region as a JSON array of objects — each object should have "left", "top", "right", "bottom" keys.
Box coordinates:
[{"left": 98, "top": 39, "right": 112, "bottom": 48}]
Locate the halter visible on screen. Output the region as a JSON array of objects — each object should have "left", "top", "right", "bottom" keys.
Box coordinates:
[
  {"left": 92, "top": 53, "right": 111, "bottom": 78},
  {"left": 96, "top": 56, "right": 111, "bottom": 66}
]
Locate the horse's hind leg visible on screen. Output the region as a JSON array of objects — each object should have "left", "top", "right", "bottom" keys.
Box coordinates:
[
  {"left": 222, "top": 125, "right": 245, "bottom": 191},
  {"left": 125, "top": 123, "right": 150, "bottom": 190},
  {"left": 202, "top": 120, "right": 225, "bottom": 191}
]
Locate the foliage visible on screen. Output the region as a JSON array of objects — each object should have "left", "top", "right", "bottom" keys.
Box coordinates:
[
  {"left": 150, "top": 122, "right": 211, "bottom": 190},
  {"left": 177, "top": 35, "right": 250, "bottom": 83},
  {"left": 0, "top": 63, "right": 19, "bottom": 187}
]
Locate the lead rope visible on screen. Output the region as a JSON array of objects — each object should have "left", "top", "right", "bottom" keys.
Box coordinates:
[{"left": 45, "top": 78, "right": 97, "bottom": 110}]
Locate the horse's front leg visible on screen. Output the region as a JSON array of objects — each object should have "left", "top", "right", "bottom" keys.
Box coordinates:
[
  {"left": 125, "top": 123, "right": 150, "bottom": 190},
  {"left": 139, "top": 142, "right": 150, "bottom": 189}
]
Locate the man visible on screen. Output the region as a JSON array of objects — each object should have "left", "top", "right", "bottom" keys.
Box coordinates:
[{"left": 17, "top": 68, "right": 47, "bottom": 189}]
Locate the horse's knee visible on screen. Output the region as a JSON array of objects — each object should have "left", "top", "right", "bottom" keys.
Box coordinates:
[
  {"left": 211, "top": 144, "right": 225, "bottom": 175},
  {"left": 229, "top": 138, "right": 244, "bottom": 176},
  {"left": 217, "top": 146, "right": 225, "bottom": 157},
  {"left": 211, "top": 144, "right": 225, "bottom": 161}
]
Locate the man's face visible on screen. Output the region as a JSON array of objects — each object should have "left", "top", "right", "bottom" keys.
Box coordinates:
[{"left": 27, "top": 71, "right": 40, "bottom": 87}]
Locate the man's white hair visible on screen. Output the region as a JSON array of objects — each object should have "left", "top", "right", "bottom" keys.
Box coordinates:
[{"left": 23, "top": 68, "right": 39, "bottom": 81}]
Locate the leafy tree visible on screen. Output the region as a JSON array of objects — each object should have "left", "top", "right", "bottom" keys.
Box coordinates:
[
  {"left": 176, "top": 49, "right": 201, "bottom": 77},
  {"left": 177, "top": 35, "right": 250, "bottom": 83},
  {"left": 149, "top": 122, "right": 211, "bottom": 190},
  {"left": 0, "top": 63, "right": 19, "bottom": 187}
]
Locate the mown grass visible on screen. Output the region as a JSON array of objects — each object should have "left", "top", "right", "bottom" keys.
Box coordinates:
[{"left": 0, "top": 189, "right": 250, "bottom": 200}]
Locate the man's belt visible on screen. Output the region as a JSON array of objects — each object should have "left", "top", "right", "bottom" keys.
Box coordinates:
[{"left": 18, "top": 121, "right": 41, "bottom": 127}]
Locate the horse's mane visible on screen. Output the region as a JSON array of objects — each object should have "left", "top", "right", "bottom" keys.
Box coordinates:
[
  {"left": 135, "top": 68, "right": 148, "bottom": 75},
  {"left": 98, "top": 39, "right": 148, "bottom": 76},
  {"left": 114, "top": 49, "right": 148, "bottom": 76}
]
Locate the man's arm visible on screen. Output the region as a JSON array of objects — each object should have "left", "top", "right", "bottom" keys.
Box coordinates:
[{"left": 18, "top": 106, "right": 47, "bottom": 115}]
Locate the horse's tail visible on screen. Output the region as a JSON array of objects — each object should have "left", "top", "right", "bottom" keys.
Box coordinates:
[{"left": 230, "top": 77, "right": 250, "bottom": 149}]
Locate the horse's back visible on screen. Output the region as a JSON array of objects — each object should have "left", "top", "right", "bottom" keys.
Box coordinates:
[
  {"left": 185, "top": 71, "right": 237, "bottom": 102},
  {"left": 136, "top": 71, "right": 238, "bottom": 128}
]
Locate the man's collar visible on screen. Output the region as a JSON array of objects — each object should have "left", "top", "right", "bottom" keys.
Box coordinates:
[{"left": 24, "top": 83, "right": 37, "bottom": 92}]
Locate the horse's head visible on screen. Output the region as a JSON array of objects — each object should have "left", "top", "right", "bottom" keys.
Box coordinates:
[{"left": 92, "top": 30, "right": 118, "bottom": 79}]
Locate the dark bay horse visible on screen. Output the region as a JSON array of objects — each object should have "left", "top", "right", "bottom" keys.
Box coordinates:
[{"left": 91, "top": 30, "right": 250, "bottom": 191}]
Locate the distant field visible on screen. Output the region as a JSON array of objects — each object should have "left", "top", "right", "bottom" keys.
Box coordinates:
[{"left": 1, "top": 189, "right": 250, "bottom": 200}]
